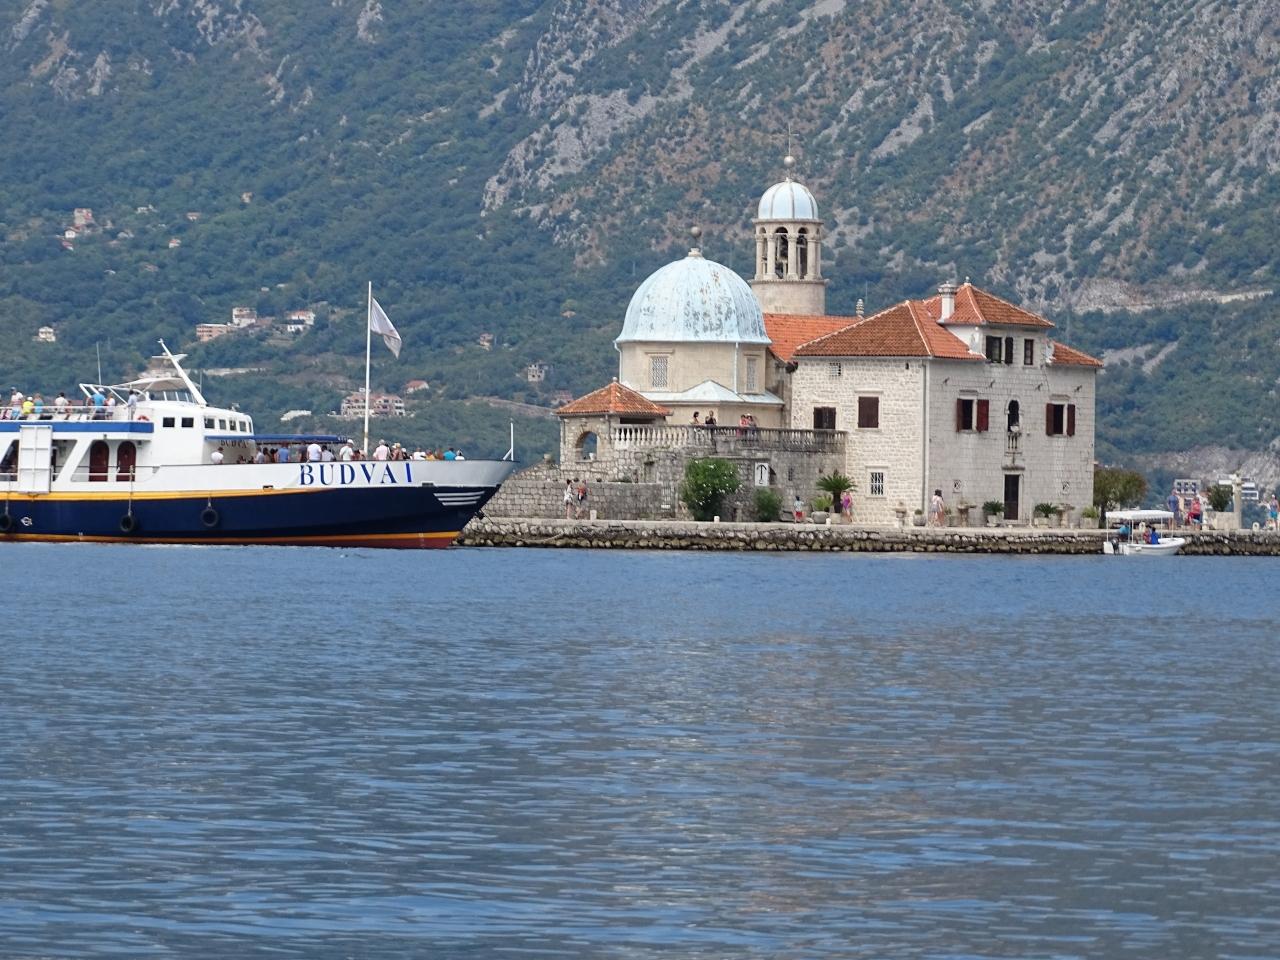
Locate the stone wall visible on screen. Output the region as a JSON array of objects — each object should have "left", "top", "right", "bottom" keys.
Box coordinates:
[{"left": 462, "top": 518, "right": 1280, "bottom": 555}]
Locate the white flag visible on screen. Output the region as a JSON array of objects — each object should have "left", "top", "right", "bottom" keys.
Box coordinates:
[{"left": 369, "top": 297, "right": 402, "bottom": 358}]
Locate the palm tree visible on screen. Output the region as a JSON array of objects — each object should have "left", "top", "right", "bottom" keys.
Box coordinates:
[{"left": 816, "top": 471, "right": 856, "bottom": 521}]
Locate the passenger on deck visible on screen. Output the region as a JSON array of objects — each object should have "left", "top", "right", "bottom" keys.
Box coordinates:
[
  {"left": 373, "top": 440, "right": 389, "bottom": 461},
  {"left": 253, "top": 448, "right": 267, "bottom": 464},
  {"left": 211, "top": 447, "right": 224, "bottom": 464},
  {"left": 339, "top": 441, "right": 354, "bottom": 461},
  {"left": 443, "top": 448, "right": 456, "bottom": 461},
  {"left": 275, "top": 446, "right": 290, "bottom": 463},
  {"left": 54, "top": 392, "right": 69, "bottom": 418},
  {"left": 126, "top": 391, "right": 138, "bottom": 420},
  {"left": 91, "top": 388, "right": 106, "bottom": 419},
  {"left": 20, "top": 396, "right": 34, "bottom": 419},
  {"left": 307, "top": 441, "right": 322, "bottom": 463},
  {"left": 321, "top": 446, "right": 335, "bottom": 462},
  {"left": 8, "top": 390, "right": 22, "bottom": 420},
  {"left": 33, "top": 395, "right": 46, "bottom": 419}
]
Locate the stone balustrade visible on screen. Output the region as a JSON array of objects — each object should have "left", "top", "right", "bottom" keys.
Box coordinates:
[{"left": 611, "top": 424, "right": 845, "bottom": 454}]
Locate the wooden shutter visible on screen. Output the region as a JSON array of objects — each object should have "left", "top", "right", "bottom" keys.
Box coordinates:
[
  {"left": 957, "top": 398, "right": 965, "bottom": 432},
  {"left": 976, "top": 399, "right": 990, "bottom": 432},
  {"left": 1004, "top": 337, "right": 1014, "bottom": 365},
  {"left": 1046, "top": 403, "right": 1054, "bottom": 436},
  {"left": 1067, "top": 403, "right": 1076, "bottom": 437}
]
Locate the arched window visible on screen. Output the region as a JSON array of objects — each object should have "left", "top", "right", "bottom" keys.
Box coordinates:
[
  {"left": 1007, "top": 400, "right": 1020, "bottom": 432},
  {"left": 796, "top": 228, "right": 809, "bottom": 278},
  {"left": 773, "top": 228, "right": 789, "bottom": 278},
  {"left": 89, "top": 440, "right": 109, "bottom": 481},
  {"left": 116, "top": 441, "right": 137, "bottom": 481},
  {"left": 575, "top": 431, "right": 598, "bottom": 461}
]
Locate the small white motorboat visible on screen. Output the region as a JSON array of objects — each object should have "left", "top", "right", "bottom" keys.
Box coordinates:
[{"left": 1102, "top": 509, "right": 1186, "bottom": 556}]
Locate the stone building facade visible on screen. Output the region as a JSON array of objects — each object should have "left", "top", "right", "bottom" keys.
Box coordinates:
[{"left": 493, "top": 156, "right": 1103, "bottom": 525}]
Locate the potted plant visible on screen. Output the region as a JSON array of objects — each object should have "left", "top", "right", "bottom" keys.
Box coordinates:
[
  {"left": 1206, "top": 483, "right": 1233, "bottom": 529},
  {"left": 816, "top": 471, "right": 856, "bottom": 523},
  {"left": 913, "top": 508, "right": 925, "bottom": 526},
  {"left": 810, "top": 492, "right": 833, "bottom": 524},
  {"left": 982, "top": 499, "right": 1004, "bottom": 527},
  {"left": 1080, "top": 505, "right": 1100, "bottom": 529},
  {"left": 1033, "top": 502, "right": 1056, "bottom": 527}
]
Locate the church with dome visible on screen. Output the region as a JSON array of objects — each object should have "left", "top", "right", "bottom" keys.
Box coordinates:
[{"left": 551, "top": 157, "right": 1102, "bottom": 525}]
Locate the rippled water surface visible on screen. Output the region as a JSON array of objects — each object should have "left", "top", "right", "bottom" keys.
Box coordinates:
[{"left": 2, "top": 544, "right": 1278, "bottom": 958}]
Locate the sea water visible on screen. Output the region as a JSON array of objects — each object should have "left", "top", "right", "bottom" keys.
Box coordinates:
[{"left": 1, "top": 544, "right": 1277, "bottom": 958}]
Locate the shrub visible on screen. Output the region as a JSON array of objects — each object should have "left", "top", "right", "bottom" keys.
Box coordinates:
[
  {"left": 812, "top": 493, "right": 833, "bottom": 512},
  {"left": 680, "top": 458, "right": 740, "bottom": 521},
  {"left": 752, "top": 487, "right": 782, "bottom": 522},
  {"left": 982, "top": 499, "right": 1005, "bottom": 516},
  {"left": 1081, "top": 505, "right": 1100, "bottom": 519},
  {"left": 1206, "top": 484, "right": 1233, "bottom": 512},
  {"left": 1034, "top": 502, "right": 1056, "bottom": 517}
]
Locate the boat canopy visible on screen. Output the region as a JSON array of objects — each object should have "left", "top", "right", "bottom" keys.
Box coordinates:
[{"left": 1107, "top": 509, "right": 1175, "bottom": 523}]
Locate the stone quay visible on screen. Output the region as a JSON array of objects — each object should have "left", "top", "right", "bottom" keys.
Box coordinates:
[{"left": 460, "top": 518, "right": 1280, "bottom": 555}]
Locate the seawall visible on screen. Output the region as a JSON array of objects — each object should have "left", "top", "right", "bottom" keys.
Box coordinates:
[{"left": 460, "top": 519, "right": 1280, "bottom": 555}]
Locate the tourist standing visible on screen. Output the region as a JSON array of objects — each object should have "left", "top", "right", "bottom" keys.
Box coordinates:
[
  {"left": 210, "top": 447, "right": 224, "bottom": 464},
  {"left": 575, "top": 481, "right": 589, "bottom": 519},
  {"left": 373, "top": 440, "right": 389, "bottom": 461},
  {"left": 840, "top": 489, "right": 853, "bottom": 523},
  {"left": 929, "top": 489, "right": 945, "bottom": 526},
  {"left": 339, "top": 441, "right": 354, "bottom": 461},
  {"left": 564, "top": 480, "right": 574, "bottom": 519}
]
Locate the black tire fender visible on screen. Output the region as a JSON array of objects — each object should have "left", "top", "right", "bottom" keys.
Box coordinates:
[
  {"left": 119, "top": 514, "right": 137, "bottom": 534},
  {"left": 200, "top": 507, "right": 219, "bottom": 528},
  {"left": 0, "top": 513, "right": 12, "bottom": 533}
]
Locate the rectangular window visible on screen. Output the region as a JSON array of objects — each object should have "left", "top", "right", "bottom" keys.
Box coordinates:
[
  {"left": 813, "top": 406, "right": 836, "bottom": 430},
  {"left": 1024, "top": 339, "right": 1035, "bottom": 365},
  {"left": 1046, "top": 402, "right": 1077, "bottom": 436},
  {"left": 985, "top": 336, "right": 1003, "bottom": 363},
  {"left": 956, "top": 398, "right": 975, "bottom": 431},
  {"left": 828, "top": 362, "right": 842, "bottom": 379},
  {"left": 181, "top": 417, "right": 194, "bottom": 428},
  {"left": 161, "top": 417, "right": 175, "bottom": 428},
  {"left": 869, "top": 470, "right": 885, "bottom": 497},
  {"left": 204, "top": 418, "right": 214, "bottom": 429},
  {"left": 745, "top": 357, "right": 759, "bottom": 393},
  {"left": 649, "top": 355, "right": 668, "bottom": 389},
  {"left": 217, "top": 419, "right": 227, "bottom": 430},
  {"left": 857, "top": 396, "right": 879, "bottom": 429}
]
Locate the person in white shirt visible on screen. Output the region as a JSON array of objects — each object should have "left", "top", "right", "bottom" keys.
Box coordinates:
[
  {"left": 321, "top": 446, "right": 335, "bottom": 462},
  {"left": 307, "top": 441, "right": 322, "bottom": 463},
  {"left": 210, "top": 447, "right": 224, "bottom": 464},
  {"left": 126, "top": 391, "right": 138, "bottom": 420},
  {"left": 338, "top": 441, "right": 354, "bottom": 461},
  {"left": 373, "top": 440, "right": 390, "bottom": 461},
  {"left": 412, "top": 449, "right": 425, "bottom": 460},
  {"left": 54, "top": 392, "right": 70, "bottom": 418}
]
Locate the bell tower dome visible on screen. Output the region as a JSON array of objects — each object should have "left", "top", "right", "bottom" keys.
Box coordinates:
[{"left": 749, "top": 155, "right": 827, "bottom": 315}]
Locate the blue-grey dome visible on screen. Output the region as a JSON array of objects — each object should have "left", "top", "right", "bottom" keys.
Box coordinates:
[
  {"left": 757, "top": 179, "right": 819, "bottom": 221},
  {"left": 616, "top": 253, "right": 769, "bottom": 345}
]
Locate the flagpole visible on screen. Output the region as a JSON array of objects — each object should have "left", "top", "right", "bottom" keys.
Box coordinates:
[{"left": 363, "top": 281, "right": 373, "bottom": 456}]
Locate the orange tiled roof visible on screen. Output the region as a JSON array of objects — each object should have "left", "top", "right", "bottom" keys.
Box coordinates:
[
  {"left": 556, "top": 379, "right": 671, "bottom": 418},
  {"left": 920, "top": 282, "right": 1056, "bottom": 329},
  {"left": 1048, "top": 340, "right": 1103, "bottom": 367},
  {"left": 793, "top": 301, "right": 982, "bottom": 361},
  {"left": 763, "top": 313, "right": 855, "bottom": 363}
]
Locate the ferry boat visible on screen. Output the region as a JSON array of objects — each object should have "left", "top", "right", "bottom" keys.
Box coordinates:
[{"left": 0, "top": 344, "right": 517, "bottom": 548}]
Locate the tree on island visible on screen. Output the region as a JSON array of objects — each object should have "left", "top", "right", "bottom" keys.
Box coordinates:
[
  {"left": 1093, "top": 467, "right": 1148, "bottom": 521},
  {"left": 680, "top": 458, "right": 740, "bottom": 521}
]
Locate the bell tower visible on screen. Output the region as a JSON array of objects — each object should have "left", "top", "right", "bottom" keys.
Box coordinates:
[{"left": 749, "top": 155, "right": 827, "bottom": 315}]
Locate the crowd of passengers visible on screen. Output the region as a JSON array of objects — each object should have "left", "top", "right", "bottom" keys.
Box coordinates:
[
  {"left": 212, "top": 439, "right": 464, "bottom": 464},
  {"left": 5, "top": 388, "right": 141, "bottom": 420}
]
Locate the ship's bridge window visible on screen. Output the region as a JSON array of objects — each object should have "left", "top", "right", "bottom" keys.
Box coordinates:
[
  {"left": 181, "top": 417, "right": 194, "bottom": 428},
  {"left": 162, "top": 417, "right": 176, "bottom": 428},
  {"left": 217, "top": 419, "right": 227, "bottom": 429},
  {"left": 204, "top": 417, "right": 214, "bottom": 429}
]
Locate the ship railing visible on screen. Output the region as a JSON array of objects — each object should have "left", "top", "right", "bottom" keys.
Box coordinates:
[{"left": 1, "top": 404, "right": 144, "bottom": 423}]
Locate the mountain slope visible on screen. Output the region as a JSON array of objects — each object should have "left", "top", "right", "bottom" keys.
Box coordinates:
[{"left": 2, "top": 0, "right": 1278, "bottom": 469}]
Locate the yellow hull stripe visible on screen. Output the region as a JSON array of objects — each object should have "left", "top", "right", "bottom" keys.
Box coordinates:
[
  {"left": 0, "top": 530, "right": 460, "bottom": 546},
  {"left": 3, "top": 486, "right": 339, "bottom": 502}
]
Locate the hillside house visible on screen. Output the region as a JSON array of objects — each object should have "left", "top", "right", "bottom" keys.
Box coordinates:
[
  {"left": 339, "top": 392, "right": 406, "bottom": 418},
  {"left": 35, "top": 326, "right": 56, "bottom": 343},
  {"left": 196, "top": 323, "right": 231, "bottom": 342}
]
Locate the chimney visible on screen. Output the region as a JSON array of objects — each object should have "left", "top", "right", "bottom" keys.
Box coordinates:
[
  {"left": 938, "top": 281, "right": 957, "bottom": 323},
  {"left": 856, "top": 298, "right": 864, "bottom": 318}
]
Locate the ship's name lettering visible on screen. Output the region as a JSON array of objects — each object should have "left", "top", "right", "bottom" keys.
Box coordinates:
[{"left": 298, "top": 463, "right": 414, "bottom": 487}]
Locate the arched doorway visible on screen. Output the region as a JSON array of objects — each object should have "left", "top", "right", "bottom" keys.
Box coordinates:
[
  {"left": 575, "top": 431, "right": 598, "bottom": 461},
  {"left": 88, "top": 440, "right": 109, "bottom": 481},
  {"left": 116, "top": 441, "right": 137, "bottom": 481}
]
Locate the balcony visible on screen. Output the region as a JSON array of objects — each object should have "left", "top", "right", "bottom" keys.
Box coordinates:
[{"left": 611, "top": 424, "right": 846, "bottom": 456}]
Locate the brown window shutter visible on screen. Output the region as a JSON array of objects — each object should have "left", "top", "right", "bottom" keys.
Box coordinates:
[
  {"left": 1067, "top": 403, "right": 1076, "bottom": 437},
  {"left": 1004, "top": 337, "right": 1014, "bottom": 365},
  {"left": 976, "top": 399, "right": 989, "bottom": 432},
  {"left": 957, "top": 398, "right": 965, "bottom": 432},
  {"left": 1046, "top": 403, "right": 1054, "bottom": 435}
]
